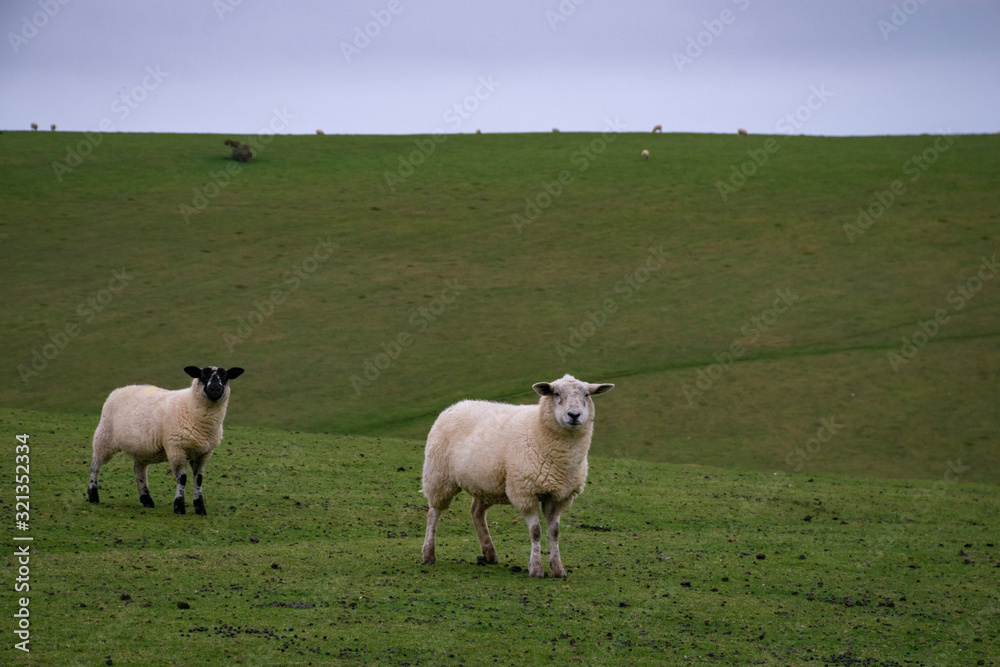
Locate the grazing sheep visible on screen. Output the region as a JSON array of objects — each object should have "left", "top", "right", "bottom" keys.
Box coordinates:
[
  {"left": 642, "top": 149, "right": 650, "bottom": 160},
  {"left": 87, "top": 366, "right": 245, "bottom": 515},
  {"left": 652, "top": 124, "right": 662, "bottom": 133},
  {"left": 421, "top": 375, "right": 614, "bottom": 578},
  {"left": 30, "top": 123, "right": 38, "bottom": 131},
  {"left": 738, "top": 128, "right": 748, "bottom": 136},
  {"left": 50, "top": 124, "right": 56, "bottom": 131},
  {"left": 316, "top": 129, "right": 324, "bottom": 135},
  {"left": 224, "top": 139, "right": 253, "bottom": 162}
]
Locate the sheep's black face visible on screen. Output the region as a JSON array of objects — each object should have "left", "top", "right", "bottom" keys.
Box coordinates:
[{"left": 184, "top": 366, "right": 245, "bottom": 402}]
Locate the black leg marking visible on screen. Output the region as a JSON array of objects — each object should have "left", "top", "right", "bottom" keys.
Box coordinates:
[
  {"left": 87, "top": 486, "right": 99, "bottom": 504},
  {"left": 193, "top": 497, "right": 206, "bottom": 516},
  {"left": 140, "top": 493, "right": 154, "bottom": 508},
  {"left": 174, "top": 472, "right": 187, "bottom": 514}
]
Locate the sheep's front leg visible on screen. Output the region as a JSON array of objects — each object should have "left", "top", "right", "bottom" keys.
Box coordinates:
[
  {"left": 169, "top": 456, "right": 188, "bottom": 515},
  {"left": 542, "top": 495, "right": 571, "bottom": 579},
  {"left": 470, "top": 498, "right": 498, "bottom": 564},
  {"left": 134, "top": 460, "right": 154, "bottom": 508},
  {"left": 189, "top": 456, "right": 209, "bottom": 516},
  {"left": 523, "top": 508, "right": 545, "bottom": 577}
]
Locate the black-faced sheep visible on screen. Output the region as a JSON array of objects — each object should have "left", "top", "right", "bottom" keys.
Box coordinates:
[{"left": 87, "top": 366, "right": 244, "bottom": 515}]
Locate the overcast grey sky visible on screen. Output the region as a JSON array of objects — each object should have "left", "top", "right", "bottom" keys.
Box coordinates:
[{"left": 2, "top": 0, "right": 998, "bottom": 136}]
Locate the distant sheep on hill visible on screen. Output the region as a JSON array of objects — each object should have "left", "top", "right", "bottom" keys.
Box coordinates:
[
  {"left": 51, "top": 124, "right": 56, "bottom": 131},
  {"left": 88, "top": 366, "right": 244, "bottom": 515},
  {"left": 316, "top": 129, "right": 324, "bottom": 135},
  {"left": 642, "top": 149, "right": 649, "bottom": 160},
  {"left": 30, "top": 123, "right": 37, "bottom": 131},
  {"left": 652, "top": 125, "right": 662, "bottom": 133},
  {"left": 224, "top": 139, "right": 253, "bottom": 162},
  {"left": 421, "top": 374, "right": 614, "bottom": 578},
  {"left": 738, "top": 128, "right": 748, "bottom": 136}
]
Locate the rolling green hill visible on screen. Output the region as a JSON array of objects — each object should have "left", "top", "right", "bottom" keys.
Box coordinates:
[{"left": 2, "top": 130, "right": 998, "bottom": 481}]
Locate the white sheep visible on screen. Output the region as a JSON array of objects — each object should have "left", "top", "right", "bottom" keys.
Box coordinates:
[
  {"left": 642, "top": 149, "right": 650, "bottom": 160},
  {"left": 87, "top": 366, "right": 244, "bottom": 515},
  {"left": 738, "top": 128, "right": 748, "bottom": 136},
  {"left": 421, "top": 374, "right": 614, "bottom": 578}
]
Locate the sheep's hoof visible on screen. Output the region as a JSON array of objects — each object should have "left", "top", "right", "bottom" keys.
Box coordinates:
[
  {"left": 173, "top": 498, "right": 186, "bottom": 515},
  {"left": 87, "top": 487, "right": 100, "bottom": 504},
  {"left": 140, "top": 494, "right": 154, "bottom": 508},
  {"left": 193, "top": 499, "right": 206, "bottom": 516},
  {"left": 422, "top": 551, "right": 436, "bottom": 565},
  {"left": 529, "top": 567, "right": 546, "bottom": 578}
]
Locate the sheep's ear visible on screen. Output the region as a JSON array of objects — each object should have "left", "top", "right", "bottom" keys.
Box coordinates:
[
  {"left": 532, "top": 382, "right": 554, "bottom": 397},
  {"left": 226, "top": 367, "right": 244, "bottom": 380},
  {"left": 588, "top": 383, "right": 614, "bottom": 396},
  {"left": 184, "top": 366, "right": 202, "bottom": 379}
]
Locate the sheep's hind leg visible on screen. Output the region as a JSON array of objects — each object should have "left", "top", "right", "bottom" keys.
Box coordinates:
[
  {"left": 470, "top": 498, "right": 498, "bottom": 564},
  {"left": 87, "top": 450, "right": 115, "bottom": 504},
  {"left": 422, "top": 507, "right": 443, "bottom": 564},
  {"left": 134, "top": 460, "right": 154, "bottom": 508},
  {"left": 523, "top": 508, "right": 545, "bottom": 578}
]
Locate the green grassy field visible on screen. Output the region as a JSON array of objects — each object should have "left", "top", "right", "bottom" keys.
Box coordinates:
[
  {"left": 2, "top": 130, "right": 999, "bottom": 664},
  {"left": 2, "top": 130, "right": 999, "bottom": 482},
  {"left": 2, "top": 407, "right": 998, "bottom": 666}
]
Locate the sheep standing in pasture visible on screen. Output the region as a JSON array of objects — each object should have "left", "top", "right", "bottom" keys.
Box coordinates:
[
  {"left": 652, "top": 124, "right": 662, "bottom": 133},
  {"left": 421, "top": 375, "right": 614, "bottom": 578},
  {"left": 224, "top": 139, "right": 253, "bottom": 162},
  {"left": 738, "top": 128, "right": 748, "bottom": 136},
  {"left": 316, "top": 129, "right": 325, "bottom": 135},
  {"left": 87, "top": 366, "right": 244, "bottom": 515},
  {"left": 642, "top": 149, "right": 650, "bottom": 160},
  {"left": 30, "top": 123, "right": 38, "bottom": 131}
]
